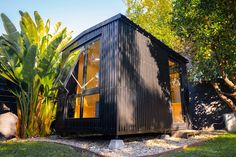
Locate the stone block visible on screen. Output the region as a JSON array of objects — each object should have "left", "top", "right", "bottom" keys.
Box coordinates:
[
  {"left": 108, "top": 139, "right": 125, "bottom": 149},
  {"left": 160, "top": 134, "right": 170, "bottom": 139}
]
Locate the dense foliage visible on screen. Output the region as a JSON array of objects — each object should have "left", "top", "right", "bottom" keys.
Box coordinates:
[
  {"left": 172, "top": 0, "right": 236, "bottom": 113},
  {"left": 0, "top": 11, "right": 78, "bottom": 137},
  {"left": 125, "top": 0, "right": 186, "bottom": 52}
]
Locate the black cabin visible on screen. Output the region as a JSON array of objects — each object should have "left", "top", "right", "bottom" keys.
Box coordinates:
[{"left": 55, "top": 14, "right": 189, "bottom": 136}]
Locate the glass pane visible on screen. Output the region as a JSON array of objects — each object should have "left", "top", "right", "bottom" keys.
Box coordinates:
[
  {"left": 58, "top": 49, "right": 80, "bottom": 86},
  {"left": 70, "top": 53, "right": 85, "bottom": 118},
  {"left": 85, "top": 40, "right": 100, "bottom": 89},
  {"left": 169, "top": 59, "right": 183, "bottom": 123},
  {"left": 74, "top": 96, "right": 81, "bottom": 118},
  {"left": 77, "top": 52, "right": 85, "bottom": 94},
  {"left": 83, "top": 94, "right": 99, "bottom": 118}
]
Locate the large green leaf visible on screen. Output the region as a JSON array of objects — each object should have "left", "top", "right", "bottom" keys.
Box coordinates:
[
  {"left": 53, "top": 22, "right": 61, "bottom": 35},
  {"left": 0, "top": 55, "right": 18, "bottom": 84},
  {"left": 45, "top": 19, "right": 50, "bottom": 34},
  {"left": 19, "top": 11, "right": 39, "bottom": 44},
  {"left": 37, "top": 28, "right": 66, "bottom": 77},
  {"left": 0, "top": 13, "right": 17, "bottom": 35},
  {"left": 34, "top": 11, "right": 45, "bottom": 37},
  {"left": 22, "top": 44, "right": 37, "bottom": 82},
  {"left": 1, "top": 13, "right": 24, "bottom": 59}
]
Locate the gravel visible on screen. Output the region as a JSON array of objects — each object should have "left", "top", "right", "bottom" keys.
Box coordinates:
[{"left": 5, "top": 130, "right": 226, "bottom": 157}]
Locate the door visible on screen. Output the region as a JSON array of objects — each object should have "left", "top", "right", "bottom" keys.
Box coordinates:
[{"left": 168, "top": 59, "right": 184, "bottom": 123}]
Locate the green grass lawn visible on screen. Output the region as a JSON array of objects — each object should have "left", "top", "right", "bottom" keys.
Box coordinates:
[
  {"left": 1, "top": 133, "right": 235, "bottom": 157},
  {"left": 0, "top": 141, "right": 94, "bottom": 157},
  {"left": 161, "top": 133, "right": 236, "bottom": 157}
]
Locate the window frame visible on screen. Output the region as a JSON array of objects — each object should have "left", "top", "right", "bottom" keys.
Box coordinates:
[
  {"left": 66, "top": 37, "right": 101, "bottom": 119},
  {"left": 168, "top": 57, "right": 185, "bottom": 123}
]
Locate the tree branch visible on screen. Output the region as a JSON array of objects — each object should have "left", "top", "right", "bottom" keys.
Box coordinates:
[
  {"left": 222, "top": 91, "right": 236, "bottom": 99},
  {"left": 214, "top": 51, "right": 236, "bottom": 91},
  {"left": 222, "top": 71, "right": 236, "bottom": 91},
  {"left": 212, "top": 82, "right": 236, "bottom": 115}
]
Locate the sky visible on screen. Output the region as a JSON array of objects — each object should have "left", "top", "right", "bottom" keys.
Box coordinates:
[{"left": 0, "top": 0, "right": 126, "bottom": 38}]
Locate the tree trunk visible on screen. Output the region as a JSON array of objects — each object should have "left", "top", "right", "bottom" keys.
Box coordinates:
[{"left": 212, "top": 82, "right": 236, "bottom": 116}]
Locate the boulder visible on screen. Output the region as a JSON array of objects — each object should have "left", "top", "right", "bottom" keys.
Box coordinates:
[
  {"left": 223, "top": 113, "right": 236, "bottom": 133},
  {"left": 0, "top": 112, "right": 18, "bottom": 138}
]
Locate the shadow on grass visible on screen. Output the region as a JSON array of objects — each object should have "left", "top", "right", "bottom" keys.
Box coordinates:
[{"left": 161, "top": 133, "right": 236, "bottom": 157}]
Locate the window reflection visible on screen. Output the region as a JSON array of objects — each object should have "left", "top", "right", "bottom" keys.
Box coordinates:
[
  {"left": 74, "top": 96, "right": 81, "bottom": 118},
  {"left": 69, "top": 39, "right": 100, "bottom": 119},
  {"left": 86, "top": 41, "right": 100, "bottom": 89},
  {"left": 169, "top": 59, "right": 183, "bottom": 123},
  {"left": 74, "top": 53, "right": 85, "bottom": 118},
  {"left": 77, "top": 52, "right": 85, "bottom": 93},
  {"left": 83, "top": 94, "right": 99, "bottom": 118}
]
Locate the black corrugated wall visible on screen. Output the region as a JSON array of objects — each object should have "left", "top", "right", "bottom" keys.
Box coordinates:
[
  {"left": 56, "top": 20, "right": 119, "bottom": 135},
  {"left": 116, "top": 19, "right": 173, "bottom": 135}
]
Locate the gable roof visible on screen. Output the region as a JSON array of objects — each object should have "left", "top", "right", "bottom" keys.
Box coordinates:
[{"left": 63, "top": 13, "right": 188, "bottom": 63}]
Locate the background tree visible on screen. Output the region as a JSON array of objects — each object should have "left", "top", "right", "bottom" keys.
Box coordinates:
[
  {"left": 0, "top": 11, "right": 79, "bottom": 137},
  {"left": 124, "top": 0, "right": 187, "bottom": 52},
  {"left": 172, "top": 0, "right": 236, "bottom": 114}
]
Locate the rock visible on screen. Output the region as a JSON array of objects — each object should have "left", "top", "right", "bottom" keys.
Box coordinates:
[
  {"left": 160, "top": 134, "right": 170, "bottom": 139},
  {"left": 108, "top": 139, "right": 125, "bottom": 149},
  {"left": 0, "top": 104, "right": 10, "bottom": 114},
  {"left": 0, "top": 112, "right": 18, "bottom": 138},
  {"left": 0, "top": 133, "right": 6, "bottom": 141},
  {"left": 223, "top": 113, "right": 236, "bottom": 133},
  {"left": 49, "top": 135, "right": 60, "bottom": 140}
]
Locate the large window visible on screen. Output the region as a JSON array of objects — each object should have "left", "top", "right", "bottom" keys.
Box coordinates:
[
  {"left": 69, "top": 39, "right": 100, "bottom": 119},
  {"left": 169, "top": 59, "right": 184, "bottom": 123}
]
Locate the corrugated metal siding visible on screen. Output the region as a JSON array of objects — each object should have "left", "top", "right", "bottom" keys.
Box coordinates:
[
  {"left": 0, "top": 77, "right": 17, "bottom": 114},
  {"left": 99, "top": 20, "right": 118, "bottom": 134},
  {"left": 116, "top": 20, "right": 173, "bottom": 135},
  {"left": 56, "top": 21, "right": 119, "bottom": 135}
]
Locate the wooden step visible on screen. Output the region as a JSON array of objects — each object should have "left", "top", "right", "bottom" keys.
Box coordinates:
[
  {"left": 172, "top": 130, "right": 200, "bottom": 138},
  {"left": 172, "top": 122, "right": 188, "bottom": 130}
]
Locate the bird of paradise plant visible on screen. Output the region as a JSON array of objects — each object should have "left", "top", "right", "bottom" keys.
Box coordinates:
[{"left": 0, "top": 11, "right": 79, "bottom": 137}]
